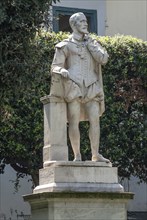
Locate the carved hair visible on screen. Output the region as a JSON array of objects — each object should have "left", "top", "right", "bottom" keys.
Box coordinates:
[{"left": 69, "top": 12, "right": 85, "bottom": 29}]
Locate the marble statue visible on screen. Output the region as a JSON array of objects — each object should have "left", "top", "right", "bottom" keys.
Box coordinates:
[{"left": 50, "top": 12, "right": 110, "bottom": 163}]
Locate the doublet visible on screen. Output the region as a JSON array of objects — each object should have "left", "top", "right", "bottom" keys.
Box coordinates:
[{"left": 51, "top": 34, "right": 108, "bottom": 87}]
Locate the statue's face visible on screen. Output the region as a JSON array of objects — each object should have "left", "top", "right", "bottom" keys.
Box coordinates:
[{"left": 75, "top": 14, "right": 88, "bottom": 34}]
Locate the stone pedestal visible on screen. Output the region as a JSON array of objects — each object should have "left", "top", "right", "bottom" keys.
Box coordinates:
[
  {"left": 24, "top": 161, "right": 133, "bottom": 220},
  {"left": 40, "top": 95, "right": 68, "bottom": 163},
  {"left": 34, "top": 161, "right": 123, "bottom": 194},
  {"left": 23, "top": 95, "right": 133, "bottom": 220},
  {"left": 24, "top": 192, "right": 133, "bottom": 220}
]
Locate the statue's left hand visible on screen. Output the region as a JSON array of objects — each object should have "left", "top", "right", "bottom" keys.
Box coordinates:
[{"left": 61, "top": 68, "right": 69, "bottom": 78}]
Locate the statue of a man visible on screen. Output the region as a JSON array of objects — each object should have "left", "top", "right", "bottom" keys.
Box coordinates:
[{"left": 50, "top": 12, "right": 110, "bottom": 163}]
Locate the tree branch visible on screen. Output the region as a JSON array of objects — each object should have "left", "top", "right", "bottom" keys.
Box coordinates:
[{"left": 10, "top": 163, "right": 29, "bottom": 175}]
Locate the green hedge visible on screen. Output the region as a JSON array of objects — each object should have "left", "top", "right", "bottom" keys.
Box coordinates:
[
  {"left": 0, "top": 31, "right": 146, "bottom": 186},
  {"left": 97, "top": 35, "right": 146, "bottom": 181}
]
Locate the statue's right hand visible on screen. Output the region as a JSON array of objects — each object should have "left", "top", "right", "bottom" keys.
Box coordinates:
[{"left": 61, "top": 69, "right": 69, "bottom": 78}]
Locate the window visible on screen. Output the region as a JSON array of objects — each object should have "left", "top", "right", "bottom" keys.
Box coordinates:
[{"left": 53, "top": 6, "right": 97, "bottom": 34}]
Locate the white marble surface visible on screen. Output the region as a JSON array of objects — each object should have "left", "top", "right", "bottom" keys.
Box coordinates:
[
  {"left": 42, "top": 97, "right": 68, "bottom": 162},
  {"left": 33, "top": 161, "right": 124, "bottom": 194},
  {"left": 39, "top": 165, "right": 117, "bottom": 184},
  {"left": 54, "top": 200, "right": 126, "bottom": 220},
  {"left": 28, "top": 196, "right": 129, "bottom": 220},
  {"left": 44, "top": 160, "right": 112, "bottom": 167},
  {"left": 33, "top": 182, "right": 124, "bottom": 194}
]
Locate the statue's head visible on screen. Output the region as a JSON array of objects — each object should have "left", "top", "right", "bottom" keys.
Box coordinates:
[{"left": 69, "top": 12, "right": 88, "bottom": 34}]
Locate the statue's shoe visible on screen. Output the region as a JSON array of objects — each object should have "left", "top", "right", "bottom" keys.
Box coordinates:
[
  {"left": 73, "top": 154, "right": 82, "bottom": 161},
  {"left": 92, "top": 154, "right": 110, "bottom": 163}
]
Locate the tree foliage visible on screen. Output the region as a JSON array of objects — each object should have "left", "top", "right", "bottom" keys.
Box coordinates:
[
  {"left": 0, "top": 0, "right": 60, "bottom": 186},
  {"left": 0, "top": 0, "right": 59, "bottom": 95},
  {"left": 0, "top": 29, "right": 146, "bottom": 186}
]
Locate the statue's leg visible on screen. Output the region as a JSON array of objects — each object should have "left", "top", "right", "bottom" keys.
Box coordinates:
[
  {"left": 85, "top": 101, "right": 100, "bottom": 158},
  {"left": 67, "top": 100, "right": 81, "bottom": 161},
  {"left": 85, "top": 101, "right": 110, "bottom": 163}
]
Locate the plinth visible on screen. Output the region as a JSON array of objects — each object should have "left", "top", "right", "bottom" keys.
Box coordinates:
[
  {"left": 23, "top": 95, "right": 133, "bottom": 220},
  {"left": 24, "top": 191, "right": 133, "bottom": 220},
  {"left": 40, "top": 95, "right": 68, "bottom": 162},
  {"left": 34, "top": 161, "right": 123, "bottom": 193}
]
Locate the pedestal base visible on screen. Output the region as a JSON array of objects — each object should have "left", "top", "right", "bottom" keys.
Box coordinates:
[
  {"left": 34, "top": 161, "right": 123, "bottom": 194},
  {"left": 24, "top": 162, "right": 133, "bottom": 220},
  {"left": 24, "top": 192, "right": 133, "bottom": 220}
]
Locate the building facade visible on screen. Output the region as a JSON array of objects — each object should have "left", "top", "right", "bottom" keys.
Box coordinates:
[{"left": 53, "top": 0, "right": 147, "bottom": 41}]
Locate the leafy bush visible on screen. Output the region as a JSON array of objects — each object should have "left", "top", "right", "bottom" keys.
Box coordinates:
[
  {"left": 0, "top": 31, "right": 146, "bottom": 186},
  {"left": 98, "top": 35, "right": 147, "bottom": 182}
]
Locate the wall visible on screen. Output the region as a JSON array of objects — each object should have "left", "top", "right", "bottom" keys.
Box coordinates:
[
  {"left": 0, "top": 166, "right": 32, "bottom": 220},
  {"left": 106, "top": 0, "right": 147, "bottom": 40},
  {"left": 122, "top": 177, "right": 147, "bottom": 212}
]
